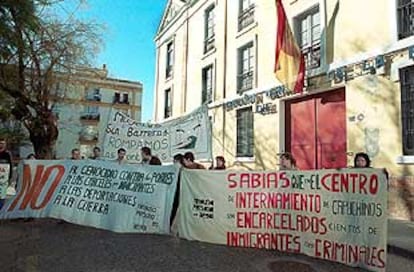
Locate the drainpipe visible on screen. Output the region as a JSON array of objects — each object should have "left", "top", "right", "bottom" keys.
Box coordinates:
[
  {"left": 183, "top": 4, "right": 189, "bottom": 113},
  {"left": 222, "top": 0, "right": 228, "bottom": 156}
]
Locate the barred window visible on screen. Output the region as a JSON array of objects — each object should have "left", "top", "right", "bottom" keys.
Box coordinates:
[
  {"left": 397, "top": 0, "right": 414, "bottom": 40},
  {"left": 237, "top": 42, "right": 254, "bottom": 93},
  {"left": 166, "top": 41, "right": 174, "bottom": 78},
  {"left": 399, "top": 66, "right": 414, "bottom": 155},
  {"left": 164, "top": 88, "right": 172, "bottom": 119},
  {"left": 237, "top": 107, "right": 254, "bottom": 157},
  {"left": 238, "top": 0, "right": 255, "bottom": 31},
  {"left": 296, "top": 6, "right": 321, "bottom": 69},
  {"left": 202, "top": 65, "right": 214, "bottom": 104},
  {"left": 204, "top": 5, "right": 215, "bottom": 53}
]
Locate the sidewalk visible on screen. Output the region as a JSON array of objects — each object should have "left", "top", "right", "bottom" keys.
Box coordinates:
[{"left": 388, "top": 219, "right": 414, "bottom": 258}]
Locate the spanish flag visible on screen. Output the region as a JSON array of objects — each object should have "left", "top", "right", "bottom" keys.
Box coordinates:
[{"left": 274, "top": 0, "right": 305, "bottom": 94}]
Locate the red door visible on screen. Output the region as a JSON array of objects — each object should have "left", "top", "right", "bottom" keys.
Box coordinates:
[{"left": 285, "top": 89, "right": 346, "bottom": 170}]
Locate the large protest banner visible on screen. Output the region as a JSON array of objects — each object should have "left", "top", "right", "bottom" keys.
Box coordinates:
[
  {"left": 0, "top": 164, "right": 10, "bottom": 199},
  {"left": 102, "top": 106, "right": 212, "bottom": 162},
  {"left": 0, "top": 160, "right": 179, "bottom": 234},
  {"left": 178, "top": 168, "right": 387, "bottom": 272}
]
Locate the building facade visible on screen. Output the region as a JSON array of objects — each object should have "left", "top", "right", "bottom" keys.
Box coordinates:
[
  {"left": 20, "top": 65, "right": 143, "bottom": 159},
  {"left": 154, "top": 0, "right": 414, "bottom": 220}
]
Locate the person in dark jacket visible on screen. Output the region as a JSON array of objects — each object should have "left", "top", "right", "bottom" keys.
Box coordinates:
[{"left": 141, "top": 147, "right": 162, "bottom": 165}]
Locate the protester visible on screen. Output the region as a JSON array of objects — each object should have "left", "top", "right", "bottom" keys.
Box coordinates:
[
  {"left": 209, "top": 156, "right": 226, "bottom": 170},
  {"left": 279, "top": 152, "right": 297, "bottom": 170},
  {"left": 26, "top": 153, "right": 36, "bottom": 160},
  {"left": 89, "top": 147, "right": 101, "bottom": 160},
  {"left": 141, "top": 147, "right": 162, "bottom": 165},
  {"left": 115, "top": 148, "right": 127, "bottom": 164},
  {"left": 70, "top": 148, "right": 81, "bottom": 160},
  {"left": 170, "top": 153, "right": 184, "bottom": 228},
  {"left": 0, "top": 137, "right": 13, "bottom": 210},
  {"left": 353, "top": 152, "right": 371, "bottom": 168},
  {"left": 173, "top": 153, "right": 184, "bottom": 167},
  {"left": 183, "top": 152, "right": 205, "bottom": 169}
]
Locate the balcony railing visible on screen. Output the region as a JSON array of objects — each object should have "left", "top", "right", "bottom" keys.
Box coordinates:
[
  {"left": 80, "top": 113, "right": 100, "bottom": 121},
  {"left": 238, "top": 5, "right": 255, "bottom": 31},
  {"left": 85, "top": 93, "right": 101, "bottom": 102},
  {"left": 302, "top": 41, "right": 321, "bottom": 69},
  {"left": 204, "top": 35, "right": 215, "bottom": 53},
  {"left": 237, "top": 70, "right": 254, "bottom": 93}
]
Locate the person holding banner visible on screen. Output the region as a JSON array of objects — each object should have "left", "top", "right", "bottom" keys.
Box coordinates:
[
  {"left": 353, "top": 152, "right": 371, "bottom": 168},
  {"left": 279, "top": 152, "right": 297, "bottom": 170},
  {"left": 89, "top": 146, "right": 101, "bottom": 160},
  {"left": 209, "top": 156, "right": 226, "bottom": 170},
  {"left": 141, "top": 147, "right": 162, "bottom": 165},
  {"left": 71, "top": 148, "right": 82, "bottom": 160},
  {"left": 183, "top": 152, "right": 205, "bottom": 169},
  {"left": 0, "top": 137, "right": 13, "bottom": 209},
  {"left": 114, "top": 148, "right": 128, "bottom": 164}
]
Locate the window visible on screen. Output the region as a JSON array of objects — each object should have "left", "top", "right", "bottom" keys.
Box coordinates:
[
  {"left": 122, "top": 93, "right": 129, "bottom": 104},
  {"left": 237, "top": 42, "right": 254, "bottom": 93},
  {"left": 296, "top": 6, "right": 321, "bottom": 69},
  {"left": 164, "top": 88, "right": 172, "bottom": 118},
  {"left": 86, "top": 88, "right": 101, "bottom": 101},
  {"left": 113, "top": 92, "right": 121, "bottom": 103},
  {"left": 399, "top": 66, "right": 414, "bottom": 155},
  {"left": 397, "top": 0, "right": 414, "bottom": 39},
  {"left": 237, "top": 107, "right": 254, "bottom": 157},
  {"left": 238, "top": 0, "right": 255, "bottom": 31},
  {"left": 81, "top": 105, "right": 100, "bottom": 120},
  {"left": 204, "top": 5, "right": 215, "bottom": 53},
  {"left": 202, "top": 65, "right": 214, "bottom": 104},
  {"left": 166, "top": 41, "right": 174, "bottom": 78}
]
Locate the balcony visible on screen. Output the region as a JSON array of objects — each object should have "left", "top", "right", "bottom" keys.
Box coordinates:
[{"left": 238, "top": 5, "right": 255, "bottom": 31}]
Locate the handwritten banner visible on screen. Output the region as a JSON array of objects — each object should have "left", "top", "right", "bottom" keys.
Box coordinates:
[
  {"left": 102, "top": 106, "right": 212, "bottom": 162},
  {"left": 0, "top": 160, "right": 179, "bottom": 234},
  {"left": 178, "top": 168, "right": 387, "bottom": 272},
  {"left": 0, "top": 164, "right": 10, "bottom": 199}
]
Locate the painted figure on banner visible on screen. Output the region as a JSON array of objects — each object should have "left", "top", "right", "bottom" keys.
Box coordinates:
[
  {"left": 209, "top": 156, "right": 226, "bottom": 170},
  {"left": 141, "top": 147, "right": 162, "bottom": 165},
  {"left": 279, "top": 152, "right": 297, "bottom": 170},
  {"left": 89, "top": 146, "right": 101, "bottom": 160},
  {"left": 70, "top": 148, "right": 81, "bottom": 160},
  {"left": 183, "top": 152, "right": 205, "bottom": 169},
  {"left": 115, "top": 148, "right": 128, "bottom": 165}
]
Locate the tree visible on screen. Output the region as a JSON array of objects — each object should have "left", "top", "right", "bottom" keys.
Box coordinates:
[{"left": 0, "top": 0, "right": 102, "bottom": 158}]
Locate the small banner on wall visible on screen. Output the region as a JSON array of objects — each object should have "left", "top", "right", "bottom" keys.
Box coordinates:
[
  {"left": 102, "top": 105, "right": 212, "bottom": 163},
  {"left": 0, "top": 160, "right": 179, "bottom": 234},
  {"left": 0, "top": 164, "right": 10, "bottom": 199},
  {"left": 178, "top": 168, "right": 387, "bottom": 272}
]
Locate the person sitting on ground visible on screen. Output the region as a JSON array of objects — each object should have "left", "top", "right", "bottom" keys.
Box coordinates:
[
  {"left": 209, "top": 156, "right": 226, "bottom": 170},
  {"left": 353, "top": 152, "right": 371, "bottom": 168},
  {"left": 279, "top": 152, "right": 297, "bottom": 170},
  {"left": 141, "top": 147, "right": 162, "bottom": 165},
  {"left": 70, "top": 148, "right": 81, "bottom": 160},
  {"left": 89, "top": 146, "right": 101, "bottom": 160},
  {"left": 183, "top": 152, "right": 205, "bottom": 169}
]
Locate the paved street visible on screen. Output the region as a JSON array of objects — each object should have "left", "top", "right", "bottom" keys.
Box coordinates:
[{"left": 0, "top": 219, "right": 412, "bottom": 272}]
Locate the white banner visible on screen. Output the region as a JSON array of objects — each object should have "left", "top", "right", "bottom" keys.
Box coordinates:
[
  {"left": 0, "top": 163, "right": 10, "bottom": 199},
  {"left": 178, "top": 168, "right": 387, "bottom": 272},
  {"left": 102, "top": 106, "right": 212, "bottom": 162},
  {"left": 0, "top": 160, "right": 179, "bottom": 234}
]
